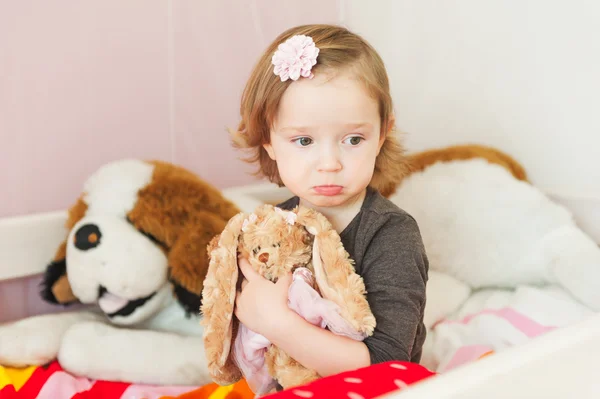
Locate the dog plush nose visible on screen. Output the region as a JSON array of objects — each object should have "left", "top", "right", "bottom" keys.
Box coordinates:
[{"left": 258, "top": 252, "right": 269, "bottom": 263}]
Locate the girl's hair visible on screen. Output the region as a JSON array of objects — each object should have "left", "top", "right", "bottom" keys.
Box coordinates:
[{"left": 231, "top": 24, "right": 409, "bottom": 197}]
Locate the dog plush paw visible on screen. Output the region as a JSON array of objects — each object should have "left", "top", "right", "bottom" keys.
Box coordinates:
[
  {"left": 59, "top": 320, "right": 212, "bottom": 385},
  {"left": 0, "top": 314, "right": 66, "bottom": 367},
  {"left": 0, "top": 311, "right": 104, "bottom": 368},
  {"left": 58, "top": 320, "right": 113, "bottom": 377}
]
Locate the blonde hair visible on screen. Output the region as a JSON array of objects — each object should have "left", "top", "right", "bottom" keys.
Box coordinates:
[{"left": 231, "top": 24, "right": 408, "bottom": 197}]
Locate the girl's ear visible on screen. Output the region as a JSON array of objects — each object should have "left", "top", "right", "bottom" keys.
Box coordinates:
[
  {"left": 386, "top": 115, "right": 396, "bottom": 135},
  {"left": 296, "top": 207, "right": 376, "bottom": 337},
  {"left": 263, "top": 142, "right": 276, "bottom": 160},
  {"left": 200, "top": 211, "right": 247, "bottom": 386},
  {"left": 378, "top": 115, "right": 396, "bottom": 155}
]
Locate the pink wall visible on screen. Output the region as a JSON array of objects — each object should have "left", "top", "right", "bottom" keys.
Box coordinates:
[
  {"left": 0, "top": 0, "right": 341, "bottom": 219},
  {"left": 0, "top": 0, "right": 341, "bottom": 323}
]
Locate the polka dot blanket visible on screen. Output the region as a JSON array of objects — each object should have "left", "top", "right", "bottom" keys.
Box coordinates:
[{"left": 263, "top": 361, "right": 436, "bottom": 399}]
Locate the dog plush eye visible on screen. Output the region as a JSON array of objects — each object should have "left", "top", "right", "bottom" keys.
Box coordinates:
[
  {"left": 74, "top": 224, "right": 102, "bottom": 251},
  {"left": 252, "top": 246, "right": 261, "bottom": 255}
]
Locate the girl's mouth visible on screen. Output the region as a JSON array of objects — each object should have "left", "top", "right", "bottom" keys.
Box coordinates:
[{"left": 313, "top": 185, "right": 343, "bottom": 196}]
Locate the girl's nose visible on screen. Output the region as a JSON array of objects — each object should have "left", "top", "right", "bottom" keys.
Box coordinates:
[{"left": 317, "top": 145, "right": 342, "bottom": 172}]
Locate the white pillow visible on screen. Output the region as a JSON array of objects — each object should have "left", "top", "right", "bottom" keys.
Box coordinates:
[{"left": 389, "top": 158, "right": 600, "bottom": 310}]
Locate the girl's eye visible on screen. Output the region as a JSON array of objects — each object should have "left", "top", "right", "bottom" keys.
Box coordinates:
[
  {"left": 345, "top": 136, "right": 363, "bottom": 145},
  {"left": 293, "top": 137, "right": 313, "bottom": 146}
]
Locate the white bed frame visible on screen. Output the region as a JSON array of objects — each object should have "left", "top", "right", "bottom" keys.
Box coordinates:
[{"left": 1, "top": 182, "right": 599, "bottom": 398}]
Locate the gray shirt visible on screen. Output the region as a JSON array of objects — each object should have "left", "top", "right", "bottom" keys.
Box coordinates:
[{"left": 278, "top": 186, "right": 428, "bottom": 364}]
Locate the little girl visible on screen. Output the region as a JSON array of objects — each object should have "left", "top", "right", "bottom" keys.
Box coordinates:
[{"left": 231, "top": 24, "right": 429, "bottom": 379}]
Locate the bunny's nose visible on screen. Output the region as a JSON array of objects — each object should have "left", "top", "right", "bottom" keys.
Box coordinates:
[{"left": 258, "top": 252, "right": 269, "bottom": 263}]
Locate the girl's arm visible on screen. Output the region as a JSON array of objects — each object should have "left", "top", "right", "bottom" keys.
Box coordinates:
[
  {"left": 268, "top": 309, "right": 370, "bottom": 377},
  {"left": 359, "top": 213, "right": 428, "bottom": 364},
  {"left": 235, "top": 208, "right": 429, "bottom": 375},
  {"left": 234, "top": 258, "right": 369, "bottom": 377},
  {"left": 268, "top": 210, "right": 429, "bottom": 374}
]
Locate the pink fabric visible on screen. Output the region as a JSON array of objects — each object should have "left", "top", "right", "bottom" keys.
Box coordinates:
[
  {"left": 436, "top": 307, "right": 558, "bottom": 372},
  {"left": 441, "top": 345, "right": 494, "bottom": 372},
  {"left": 233, "top": 267, "right": 366, "bottom": 395},
  {"left": 233, "top": 326, "right": 277, "bottom": 395},
  {"left": 36, "top": 371, "right": 93, "bottom": 399},
  {"left": 437, "top": 307, "right": 557, "bottom": 338},
  {"left": 120, "top": 384, "right": 197, "bottom": 399}
]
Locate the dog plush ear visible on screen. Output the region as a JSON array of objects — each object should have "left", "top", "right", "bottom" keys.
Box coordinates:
[
  {"left": 295, "top": 207, "right": 376, "bottom": 337},
  {"left": 200, "top": 211, "right": 246, "bottom": 386},
  {"left": 167, "top": 211, "right": 231, "bottom": 316},
  {"left": 40, "top": 197, "right": 88, "bottom": 305}
]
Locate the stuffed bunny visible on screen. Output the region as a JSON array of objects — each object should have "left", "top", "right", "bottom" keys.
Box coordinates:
[{"left": 200, "top": 204, "right": 376, "bottom": 395}]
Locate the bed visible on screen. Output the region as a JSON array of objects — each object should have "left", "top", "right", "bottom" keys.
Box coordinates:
[
  {"left": 222, "top": 182, "right": 600, "bottom": 398},
  {"left": 1, "top": 181, "right": 599, "bottom": 398}
]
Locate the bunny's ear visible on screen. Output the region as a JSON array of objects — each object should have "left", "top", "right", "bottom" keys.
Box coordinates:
[
  {"left": 296, "top": 207, "right": 376, "bottom": 337},
  {"left": 200, "top": 211, "right": 246, "bottom": 386}
]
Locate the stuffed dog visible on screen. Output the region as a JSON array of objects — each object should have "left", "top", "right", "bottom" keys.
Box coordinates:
[
  {"left": 201, "top": 204, "right": 376, "bottom": 394},
  {"left": 390, "top": 144, "right": 600, "bottom": 371},
  {"left": 0, "top": 159, "right": 239, "bottom": 386}
]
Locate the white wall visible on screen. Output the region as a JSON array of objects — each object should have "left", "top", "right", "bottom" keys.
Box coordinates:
[{"left": 343, "top": 0, "right": 600, "bottom": 201}]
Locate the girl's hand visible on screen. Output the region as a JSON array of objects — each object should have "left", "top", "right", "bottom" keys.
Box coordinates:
[{"left": 234, "top": 256, "right": 293, "bottom": 338}]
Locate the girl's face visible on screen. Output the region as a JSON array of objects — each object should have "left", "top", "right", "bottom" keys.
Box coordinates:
[{"left": 264, "top": 68, "right": 386, "bottom": 209}]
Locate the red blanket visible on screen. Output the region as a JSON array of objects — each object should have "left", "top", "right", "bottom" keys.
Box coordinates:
[
  {"left": 0, "top": 361, "right": 435, "bottom": 399},
  {"left": 264, "top": 361, "right": 436, "bottom": 399}
]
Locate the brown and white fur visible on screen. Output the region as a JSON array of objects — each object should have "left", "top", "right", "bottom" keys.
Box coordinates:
[{"left": 0, "top": 159, "right": 239, "bottom": 386}]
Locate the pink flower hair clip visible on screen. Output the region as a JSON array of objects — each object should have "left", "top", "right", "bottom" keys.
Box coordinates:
[{"left": 271, "top": 34, "right": 320, "bottom": 82}]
